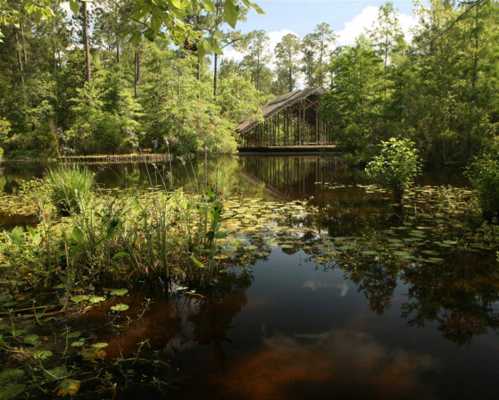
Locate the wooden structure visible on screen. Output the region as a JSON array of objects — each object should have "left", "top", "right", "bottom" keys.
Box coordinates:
[
  {"left": 59, "top": 153, "right": 170, "bottom": 165},
  {"left": 237, "top": 88, "right": 334, "bottom": 151}
]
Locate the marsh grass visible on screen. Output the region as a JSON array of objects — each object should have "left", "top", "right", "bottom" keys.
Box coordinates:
[
  {"left": 46, "top": 167, "right": 94, "bottom": 216},
  {"left": 0, "top": 179, "right": 228, "bottom": 296}
]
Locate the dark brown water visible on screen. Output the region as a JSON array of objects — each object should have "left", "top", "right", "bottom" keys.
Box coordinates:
[{"left": 2, "top": 155, "right": 499, "bottom": 400}]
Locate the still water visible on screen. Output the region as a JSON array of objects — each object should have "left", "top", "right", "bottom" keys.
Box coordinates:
[{"left": 2, "top": 155, "right": 499, "bottom": 400}]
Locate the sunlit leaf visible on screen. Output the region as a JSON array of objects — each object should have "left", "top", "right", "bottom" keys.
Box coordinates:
[
  {"left": 110, "top": 288, "right": 128, "bottom": 297},
  {"left": 33, "top": 350, "right": 53, "bottom": 360},
  {"left": 71, "top": 295, "right": 89, "bottom": 304},
  {"left": 57, "top": 379, "right": 81, "bottom": 397},
  {"left": 110, "top": 304, "right": 129, "bottom": 312},
  {"left": 89, "top": 296, "right": 106, "bottom": 304},
  {"left": 91, "top": 342, "right": 108, "bottom": 349},
  {"left": 224, "top": 0, "right": 239, "bottom": 28}
]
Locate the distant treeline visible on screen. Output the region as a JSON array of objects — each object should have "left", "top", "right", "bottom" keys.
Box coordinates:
[{"left": 0, "top": 0, "right": 497, "bottom": 166}]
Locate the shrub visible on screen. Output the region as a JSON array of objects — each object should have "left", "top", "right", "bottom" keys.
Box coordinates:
[
  {"left": 466, "top": 152, "right": 499, "bottom": 220},
  {"left": 365, "top": 137, "right": 421, "bottom": 203},
  {"left": 46, "top": 167, "right": 94, "bottom": 215}
]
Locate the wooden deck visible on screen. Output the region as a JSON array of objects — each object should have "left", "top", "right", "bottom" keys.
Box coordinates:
[
  {"left": 238, "top": 144, "right": 338, "bottom": 153},
  {"left": 59, "top": 153, "right": 170, "bottom": 164}
]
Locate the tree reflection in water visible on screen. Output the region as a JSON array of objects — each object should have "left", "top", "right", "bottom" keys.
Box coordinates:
[{"left": 401, "top": 252, "right": 499, "bottom": 345}]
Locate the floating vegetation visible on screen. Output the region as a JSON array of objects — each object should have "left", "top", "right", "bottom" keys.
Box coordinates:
[
  {"left": 0, "top": 180, "right": 44, "bottom": 229},
  {"left": 1, "top": 173, "right": 499, "bottom": 398}
]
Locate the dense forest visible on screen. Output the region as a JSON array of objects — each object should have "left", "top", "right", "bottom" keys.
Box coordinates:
[
  {"left": 1, "top": 1, "right": 499, "bottom": 398},
  {"left": 0, "top": 0, "right": 498, "bottom": 166}
]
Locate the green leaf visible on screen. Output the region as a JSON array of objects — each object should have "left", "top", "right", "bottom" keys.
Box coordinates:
[
  {"left": 0, "top": 383, "right": 26, "bottom": 400},
  {"left": 190, "top": 255, "right": 205, "bottom": 269},
  {"left": 110, "top": 304, "right": 129, "bottom": 312},
  {"left": 224, "top": 0, "right": 239, "bottom": 28},
  {"left": 33, "top": 350, "right": 53, "bottom": 360},
  {"left": 0, "top": 369, "right": 25, "bottom": 385},
  {"left": 66, "top": 331, "right": 81, "bottom": 339},
  {"left": 203, "top": 0, "right": 216, "bottom": 12},
  {"left": 110, "top": 288, "right": 128, "bottom": 297},
  {"left": 71, "top": 339, "right": 85, "bottom": 348},
  {"left": 112, "top": 251, "right": 129, "bottom": 261},
  {"left": 69, "top": 0, "right": 79, "bottom": 14},
  {"left": 91, "top": 342, "right": 108, "bottom": 349},
  {"left": 45, "top": 366, "right": 67, "bottom": 381},
  {"left": 169, "top": 0, "right": 188, "bottom": 10},
  {"left": 23, "top": 334, "right": 40, "bottom": 346},
  {"left": 57, "top": 379, "right": 81, "bottom": 397},
  {"left": 89, "top": 296, "right": 106, "bottom": 304},
  {"left": 71, "top": 295, "right": 89, "bottom": 304}
]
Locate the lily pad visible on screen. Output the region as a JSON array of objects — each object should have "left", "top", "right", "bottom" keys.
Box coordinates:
[
  {"left": 110, "top": 303, "right": 129, "bottom": 312},
  {"left": 70, "top": 295, "right": 90, "bottom": 304},
  {"left": 89, "top": 296, "right": 106, "bottom": 304},
  {"left": 110, "top": 288, "right": 128, "bottom": 297},
  {"left": 91, "top": 342, "right": 108, "bottom": 349}
]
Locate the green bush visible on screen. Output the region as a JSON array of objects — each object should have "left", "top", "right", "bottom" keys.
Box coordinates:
[
  {"left": 365, "top": 137, "right": 421, "bottom": 203},
  {"left": 46, "top": 167, "right": 94, "bottom": 215},
  {"left": 466, "top": 152, "right": 499, "bottom": 220}
]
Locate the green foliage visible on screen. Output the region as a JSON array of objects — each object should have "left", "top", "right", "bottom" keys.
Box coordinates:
[
  {"left": 237, "top": 30, "right": 274, "bottom": 93},
  {"left": 466, "top": 152, "right": 499, "bottom": 220},
  {"left": 0, "top": 1, "right": 264, "bottom": 158},
  {"left": 139, "top": 50, "right": 236, "bottom": 154},
  {"left": 0, "top": 0, "right": 497, "bottom": 167},
  {"left": 65, "top": 67, "right": 143, "bottom": 154},
  {"left": 365, "top": 137, "right": 421, "bottom": 201},
  {"left": 301, "top": 22, "right": 336, "bottom": 88},
  {"left": 274, "top": 33, "right": 302, "bottom": 93},
  {"left": 320, "top": 0, "right": 498, "bottom": 166},
  {"left": 321, "top": 36, "right": 384, "bottom": 154},
  {"left": 46, "top": 167, "right": 94, "bottom": 215},
  {"left": 0, "top": 180, "right": 229, "bottom": 291},
  {"left": 216, "top": 73, "right": 266, "bottom": 125},
  {"left": 0, "top": 116, "right": 10, "bottom": 156}
]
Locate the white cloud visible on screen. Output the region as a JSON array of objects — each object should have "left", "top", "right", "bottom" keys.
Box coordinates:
[
  {"left": 337, "top": 6, "right": 418, "bottom": 46},
  {"left": 220, "top": 6, "right": 417, "bottom": 89},
  {"left": 223, "top": 6, "right": 417, "bottom": 63}
]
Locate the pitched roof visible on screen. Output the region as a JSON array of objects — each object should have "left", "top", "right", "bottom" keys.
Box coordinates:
[{"left": 237, "top": 87, "right": 326, "bottom": 134}]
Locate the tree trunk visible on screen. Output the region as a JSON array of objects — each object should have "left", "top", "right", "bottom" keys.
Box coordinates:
[
  {"left": 393, "top": 186, "right": 404, "bottom": 205},
  {"left": 134, "top": 48, "right": 141, "bottom": 97},
  {"left": 213, "top": 53, "right": 218, "bottom": 96},
  {"left": 15, "top": 30, "right": 25, "bottom": 88},
  {"left": 196, "top": 56, "right": 201, "bottom": 81},
  {"left": 81, "top": 0, "right": 91, "bottom": 82}
]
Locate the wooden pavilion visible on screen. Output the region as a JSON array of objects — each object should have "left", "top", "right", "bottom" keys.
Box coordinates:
[{"left": 237, "top": 88, "right": 334, "bottom": 151}]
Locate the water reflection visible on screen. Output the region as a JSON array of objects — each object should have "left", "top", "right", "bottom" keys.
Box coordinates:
[
  {"left": 2, "top": 155, "right": 498, "bottom": 399},
  {"left": 216, "top": 330, "right": 435, "bottom": 400},
  {"left": 401, "top": 252, "right": 499, "bottom": 345}
]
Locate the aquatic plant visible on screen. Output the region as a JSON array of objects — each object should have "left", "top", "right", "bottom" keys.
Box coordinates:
[
  {"left": 365, "top": 138, "right": 421, "bottom": 203},
  {"left": 466, "top": 152, "right": 499, "bottom": 221},
  {"left": 46, "top": 166, "right": 94, "bottom": 216}
]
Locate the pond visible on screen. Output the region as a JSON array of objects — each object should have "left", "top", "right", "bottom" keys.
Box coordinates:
[{"left": 1, "top": 155, "right": 499, "bottom": 400}]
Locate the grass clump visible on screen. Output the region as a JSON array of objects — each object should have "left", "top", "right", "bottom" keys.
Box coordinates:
[
  {"left": 46, "top": 166, "right": 94, "bottom": 216},
  {"left": 0, "top": 182, "right": 228, "bottom": 294},
  {"left": 466, "top": 152, "right": 499, "bottom": 221}
]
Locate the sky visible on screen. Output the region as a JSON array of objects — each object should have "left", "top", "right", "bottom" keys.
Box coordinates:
[{"left": 224, "top": 0, "right": 419, "bottom": 62}]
